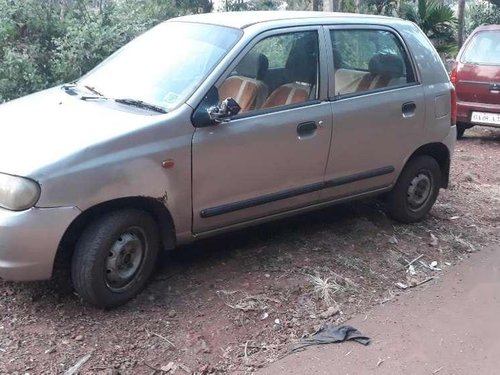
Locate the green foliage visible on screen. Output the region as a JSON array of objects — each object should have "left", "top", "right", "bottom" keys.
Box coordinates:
[
  {"left": 253, "top": 33, "right": 295, "bottom": 68},
  {"left": 466, "top": 1, "right": 500, "bottom": 36},
  {"left": 0, "top": 0, "right": 202, "bottom": 103},
  {"left": 364, "top": 0, "right": 398, "bottom": 15},
  {"left": 402, "top": 0, "right": 457, "bottom": 53},
  {"left": 222, "top": 0, "right": 282, "bottom": 11}
]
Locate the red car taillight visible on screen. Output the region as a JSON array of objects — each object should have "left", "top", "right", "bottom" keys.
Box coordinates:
[
  {"left": 450, "top": 62, "right": 458, "bottom": 86},
  {"left": 450, "top": 86, "right": 457, "bottom": 126}
]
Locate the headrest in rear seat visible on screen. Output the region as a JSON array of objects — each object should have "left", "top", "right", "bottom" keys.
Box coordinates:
[
  {"left": 368, "top": 53, "right": 404, "bottom": 78},
  {"left": 236, "top": 52, "right": 269, "bottom": 80}
]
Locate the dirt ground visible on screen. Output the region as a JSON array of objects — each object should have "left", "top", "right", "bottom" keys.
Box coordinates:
[
  {"left": 1, "top": 127, "right": 499, "bottom": 375},
  {"left": 260, "top": 245, "right": 500, "bottom": 375}
]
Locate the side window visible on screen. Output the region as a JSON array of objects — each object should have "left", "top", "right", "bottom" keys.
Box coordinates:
[
  {"left": 218, "top": 31, "right": 319, "bottom": 114},
  {"left": 330, "top": 29, "right": 416, "bottom": 97}
]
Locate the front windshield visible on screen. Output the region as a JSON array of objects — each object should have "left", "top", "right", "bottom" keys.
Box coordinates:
[{"left": 78, "top": 22, "right": 242, "bottom": 111}]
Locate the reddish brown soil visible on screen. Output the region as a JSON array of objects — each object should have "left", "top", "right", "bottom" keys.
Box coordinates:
[{"left": 0, "top": 127, "right": 499, "bottom": 374}]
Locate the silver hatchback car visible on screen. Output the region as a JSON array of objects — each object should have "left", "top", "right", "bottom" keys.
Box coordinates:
[{"left": 0, "top": 11, "right": 456, "bottom": 307}]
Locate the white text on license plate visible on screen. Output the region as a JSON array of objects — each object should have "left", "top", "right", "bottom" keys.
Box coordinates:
[{"left": 471, "top": 111, "right": 500, "bottom": 126}]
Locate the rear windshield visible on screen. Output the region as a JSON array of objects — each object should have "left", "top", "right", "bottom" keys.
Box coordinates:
[{"left": 462, "top": 30, "right": 500, "bottom": 65}]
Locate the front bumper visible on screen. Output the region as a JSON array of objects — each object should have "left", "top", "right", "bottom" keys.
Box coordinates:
[
  {"left": 457, "top": 100, "right": 500, "bottom": 126},
  {"left": 0, "top": 206, "right": 80, "bottom": 281}
]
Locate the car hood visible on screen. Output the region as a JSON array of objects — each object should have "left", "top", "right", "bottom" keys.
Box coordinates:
[{"left": 0, "top": 87, "right": 163, "bottom": 178}]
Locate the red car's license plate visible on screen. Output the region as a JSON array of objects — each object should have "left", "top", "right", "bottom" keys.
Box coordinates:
[{"left": 471, "top": 111, "right": 500, "bottom": 126}]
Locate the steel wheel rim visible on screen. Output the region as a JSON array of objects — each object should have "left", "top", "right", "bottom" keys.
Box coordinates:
[
  {"left": 407, "top": 171, "right": 433, "bottom": 211},
  {"left": 105, "top": 227, "right": 147, "bottom": 292}
]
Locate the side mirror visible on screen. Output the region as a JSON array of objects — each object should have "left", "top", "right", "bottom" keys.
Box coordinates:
[
  {"left": 192, "top": 86, "right": 220, "bottom": 128},
  {"left": 207, "top": 97, "right": 241, "bottom": 123}
]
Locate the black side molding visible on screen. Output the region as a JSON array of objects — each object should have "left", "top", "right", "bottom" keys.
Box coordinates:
[
  {"left": 200, "top": 166, "right": 395, "bottom": 218},
  {"left": 200, "top": 182, "right": 324, "bottom": 218},
  {"left": 324, "top": 166, "right": 395, "bottom": 188}
]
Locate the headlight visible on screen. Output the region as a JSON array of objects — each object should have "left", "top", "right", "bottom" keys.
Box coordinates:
[{"left": 0, "top": 173, "right": 41, "bottom": 211}]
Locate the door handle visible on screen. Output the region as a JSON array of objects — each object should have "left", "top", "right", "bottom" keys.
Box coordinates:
[
  {"left": 297, "top": 121, "right": 317, "bottom": 137},
  {"left": 402, "top": 102, "right": 416, "bottom": 118}
]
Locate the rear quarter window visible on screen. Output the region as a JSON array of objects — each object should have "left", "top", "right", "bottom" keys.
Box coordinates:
[{"left": 462, "top": 31, "right": 500, "bottom": 65}]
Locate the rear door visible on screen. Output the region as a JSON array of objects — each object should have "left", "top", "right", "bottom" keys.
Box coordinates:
[
  {"left": 456, "top": 29, "right": 500, "bottom": 105},
  {"left": 321, "top": 25, "right": 426, "bottom": 201}
]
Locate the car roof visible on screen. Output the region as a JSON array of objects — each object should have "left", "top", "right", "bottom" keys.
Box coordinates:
[
  {"left": 474, "top": 24, "right": 500, "bottom": 32},
  {"left": 173, "top": 11, "right": 399, "bottom": 29}
]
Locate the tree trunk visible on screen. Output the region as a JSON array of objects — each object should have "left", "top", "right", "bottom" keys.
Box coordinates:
[
  {"left": 457, "top": 0, "right": 466, "bottom": 47},
  {"left": 313, "top": 0, "right": 321, "bottom": 11},
  {"left": 354, "top": 0, "right": 360, "bottom": 13}
]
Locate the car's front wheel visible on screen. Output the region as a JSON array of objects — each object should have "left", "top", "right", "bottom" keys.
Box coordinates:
[
  {"left": 386, "top": 155, "right": 441, "bottom": 223},
  {"left": 71, "top": 209, "right": 160, "bottom": 308}
]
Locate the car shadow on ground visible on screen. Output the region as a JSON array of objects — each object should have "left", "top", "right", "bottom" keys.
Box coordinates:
[
  {"left": 21, "top": 199, "right": 386, "bottom": 309},
  {"left": 462, "top": 127, "right": 500, "bottom": 143},
  {"left": 158, "top": 200, "right": 385, "bottom": 273}
]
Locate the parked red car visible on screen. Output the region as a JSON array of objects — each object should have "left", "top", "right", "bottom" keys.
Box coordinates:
[{"left": 451, "top": 24, "right": 500, "bottom": 139}]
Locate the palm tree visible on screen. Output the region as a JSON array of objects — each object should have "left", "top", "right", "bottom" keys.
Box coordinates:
[
  {"left": 457, "top": 0, "right": 466, "bottom": 47},
  {"left": 403, "top": 0, "right": 457, "bottom": 53}
]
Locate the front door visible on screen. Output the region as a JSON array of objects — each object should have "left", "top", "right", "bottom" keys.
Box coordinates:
[
  {"left": 192, "top": 28, "right": 332, "bottom": 233},
  {"left": 322, "top": 26, "right": 426, "bottom": 201}
]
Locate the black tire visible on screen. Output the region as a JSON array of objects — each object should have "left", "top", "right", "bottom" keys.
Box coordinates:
[
  {"left": 457, "top": 123, "right": 467, "bottom": 139},
  {"left": 387, "top": 155, "right": 441, "bottom": 223},
  {"left": 71, "top": 209, "right": 160, "bottom": 308}
]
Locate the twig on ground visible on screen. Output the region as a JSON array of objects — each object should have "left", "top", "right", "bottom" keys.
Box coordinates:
[
  {"left": 415, "top": 276, "right": 436, "bottom": 287},
  {"left": 146, "top": 329, "right": 176, "bottom": 348},
  {"left": 405, "top": 254, "right": 424, "bottom": 268},
  {"left": 217, "top": 290, "right": 279, "bottom": 312},
  {"left": 433, "top": 366, "right": 444, "bottom": 374},
  {"left": 376, "top": 358, "right": 385, "bottom": 367},
  {"left": 144, "top": 362, "right": 163, "bottom": 372},
  {"left": 178, "top": 364, "right": 192, "bottom": 373},
  {"left": 64, "top": 353, "right": 92, "bottom": 375},
  {"left": 244, "top": 341, "right": 249, "bottom": 363}
]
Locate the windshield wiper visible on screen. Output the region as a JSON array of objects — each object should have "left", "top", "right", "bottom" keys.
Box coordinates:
[
  {"left": 115, "top": 98, "right": 167, "bottom": 114},
  {"left": 83, "top": 85, "right": 105, "bottom": 97},
  {"left": 62, "top": 83, "right": 107, "bottom": 100}
]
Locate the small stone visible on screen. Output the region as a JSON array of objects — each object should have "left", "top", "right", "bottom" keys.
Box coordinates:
[
  {"left": 195, "top": 338, "right": 211, "bottom": 354},
  {"left": 388, "top": 236, "right": 398, "bottom": 244},
  {"left": 197, "top": 364, "right": 211, "bottom": 374},
  {"left": 44, "top": 348, "right": 56, "bottom": 354},
  {"left": 167, "top": 309, "right": 177, "bottom": 318},
  {"left": 429, "top": 233, "right": 439, "bottom": 247},
  {"left": 75, "top": 335, "right": 84, "bottom": 341},
  {"left": 160, "top": 362, "right": 175, "bottom": 372}
]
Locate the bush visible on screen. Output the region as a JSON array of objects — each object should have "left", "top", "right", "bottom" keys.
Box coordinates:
[
  {"left": 465, "top": 1, "right": 500, "bottom": 36},
  {"left": 0, "top": 0, "right": 179, "bottom": 103}
]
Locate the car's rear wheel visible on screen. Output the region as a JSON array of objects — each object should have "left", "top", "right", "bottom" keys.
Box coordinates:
[
  {"left": 387, "top": 155, "right": 441, "bottom": 223},
  {"left": 71, "top": 209, "right": 160, "bottom": 308}
]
